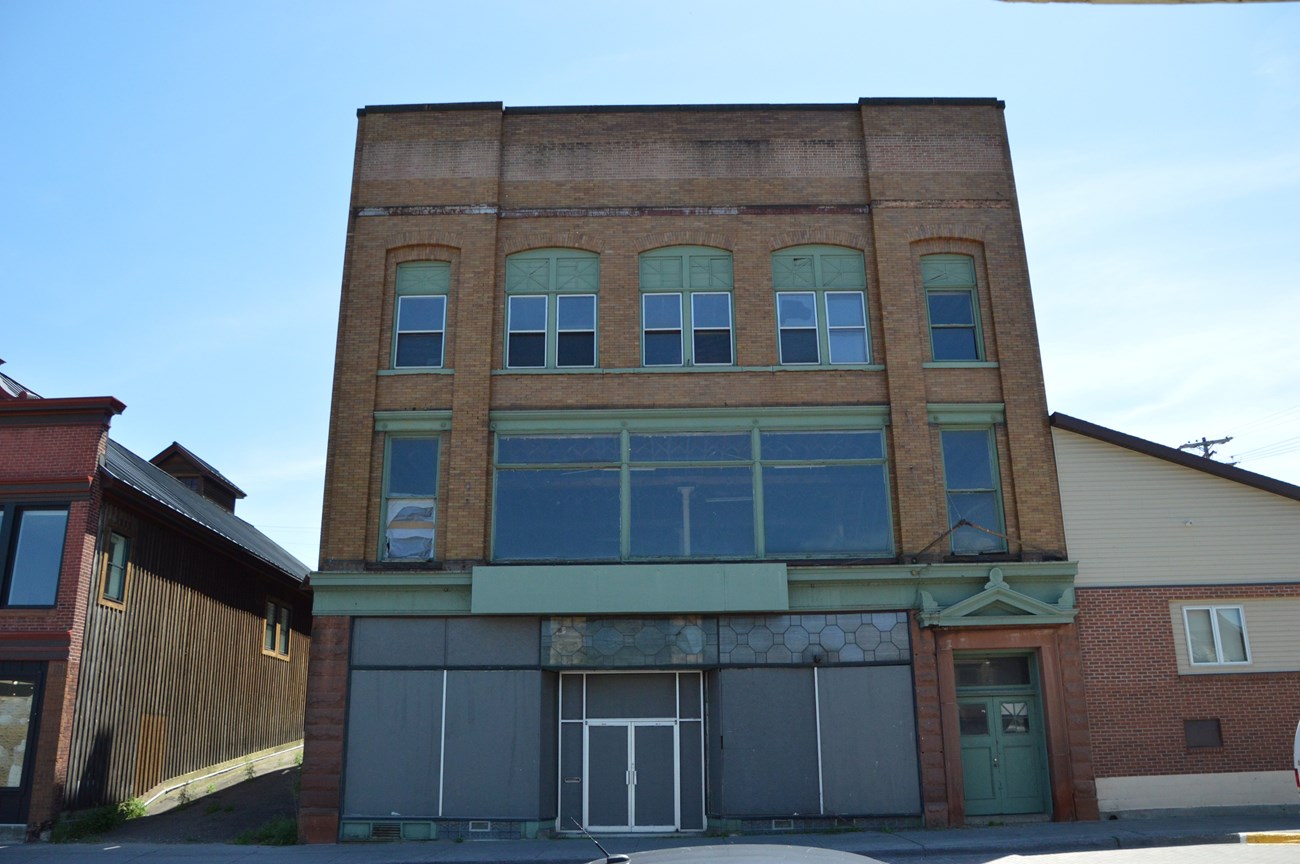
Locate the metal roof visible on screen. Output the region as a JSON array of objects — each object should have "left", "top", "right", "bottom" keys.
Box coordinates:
[
  {"left": 102, "top": 439, "right": 310, "bottom": 581},
  {"left": 150, "top": 441, "right": 248, "bottom": 499}
]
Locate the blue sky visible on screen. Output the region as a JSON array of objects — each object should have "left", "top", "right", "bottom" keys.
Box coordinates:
[{"left": 2, "top": 1, "right": 1297, "bottom": 566}]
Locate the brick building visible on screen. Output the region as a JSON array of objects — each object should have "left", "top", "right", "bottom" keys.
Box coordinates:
[
  {"left": 0, "top": 366, "right": 310, "bottom": 837},
  {"left": 301, "top": 99, "right": 1098, "bottom": 843},
  {"left": 1052, "top": 414, "right": 1300, "bottom": 813}
]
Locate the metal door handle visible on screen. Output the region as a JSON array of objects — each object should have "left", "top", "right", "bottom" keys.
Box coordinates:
[{"left": 992, "top": 756, "right": 999, "bottom": 768}]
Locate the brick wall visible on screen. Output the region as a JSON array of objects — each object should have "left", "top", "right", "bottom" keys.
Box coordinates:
[
  {"left": 319, "top": 100, "right": 1067, "bottom": 568},
  {"left": 1077, "top": 584, "right": 1300, "bottom": 778},
  {"left": 298, "top": 615, "right": 351, "bottom": 844}
]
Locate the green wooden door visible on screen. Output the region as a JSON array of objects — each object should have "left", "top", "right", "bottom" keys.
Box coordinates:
[{"left": 958, "top": 695, "right": 1046, "bottom": 816}]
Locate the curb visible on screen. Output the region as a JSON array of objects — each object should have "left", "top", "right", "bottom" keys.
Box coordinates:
[{"left": 1241, "top": 832, "right": 1300, "bottom": 844}]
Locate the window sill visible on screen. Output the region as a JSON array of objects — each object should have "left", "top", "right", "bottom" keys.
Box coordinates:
[
  {"left": 922, "top": 361, "right": 998, "bottom": 369},
  {"left": 491, "top": 364, "right": 885, "bottom": 375},
  {"left": 378, "top": 368, "right": 455, "bottom": 376}
]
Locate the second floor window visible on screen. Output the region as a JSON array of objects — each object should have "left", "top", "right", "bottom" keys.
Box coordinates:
[
  {"left": 505, "top": 249, "right": 599, "bottom": 369},
  {"left": 0, "top": 504, "right": 68, "bottom": 607},
  {"left": 392, "top": 261, "right": 451, "bottom": 369},
  {"left": 493, "top": 427, "right": 893, "bottom": 562},
  {"left": 939, "top": 428, "right": 1006, "bottom": 554},
  {"left": 100, "top": 531, "right": 130, "bottom": 606},
  {"left": 772, "top": 246, "right": 870, "bottom": 365},
  {"left": 1184, "top": 605, "right": 1250, "bottom": 666},
  {"left": 641, "top": 247, "right": 734, "bottom": 366},
  {"left": 382, "top": 436, "right": 439, "bottom": 561}
]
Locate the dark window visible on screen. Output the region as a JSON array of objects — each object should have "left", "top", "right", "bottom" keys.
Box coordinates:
[
  {"left": 1184, "top": 718, "right": 1223, "bottom": 748},
  {"left": 392, "top": 261, "right": 451, "bottom": 369},
  {"left": 0, "top": 505, "right": 68, "bottom": 607},
  {"left": 922, "top": 254, "right": 983, "bottom": 362},
  {"left": 940, "top": 429, "right": 1007, "bottom": 554},
  {"left": 955, "top": 656, "right": 1031, "bottom": 687},
  {"left": 263, "top": 599, "right": 291, "bottom": 659}
]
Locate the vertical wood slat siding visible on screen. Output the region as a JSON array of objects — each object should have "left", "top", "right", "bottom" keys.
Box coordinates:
[{"left": 63, "top": 501, "right": 310, "bottom": 808}]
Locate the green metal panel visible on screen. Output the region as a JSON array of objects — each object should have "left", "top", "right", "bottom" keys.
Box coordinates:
[
  {"left": 506, "top": 248, "right": 599, "bottom": 294},
  {"left": 373, "top": 410, "right": 452, "bottom": 432},
  {"left": 772, "top": 246, "right": 865, "bottom": 290},
  {"left": 920, "top": 254, "right": 977, "bottom": 288},
  {"left": 926, "top": 403, "right": 1005, "bottom": 426},
  {"left": 396, "top": 261, "right": 451, "bottom": 295},
  {"left": 489, "top": 405, "right": 890, "bottom": 434},
  {"left": 469, "top": 563, "right": 789, "bottom": 614},
  {"left": 309, "top": 572, "right": 472, "bottom": 615}
]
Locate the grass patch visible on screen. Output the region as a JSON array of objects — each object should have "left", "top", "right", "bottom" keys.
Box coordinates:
[
  {"left": 235, "top": 817, "right": 298, "bottom": 846},
  {"left": 51, "top": 799, "right": 147, "bottom": 842}
]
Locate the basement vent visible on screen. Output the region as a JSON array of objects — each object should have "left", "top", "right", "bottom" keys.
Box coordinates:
[
  {"left": 771, "top": 819, "right": 794, "bottom": 831},
  {"left": 469, "top": 820, "right": 492, "bottom": 832},
  {"left": 370, "top": 822, "right": 402, "bottom": 841}
]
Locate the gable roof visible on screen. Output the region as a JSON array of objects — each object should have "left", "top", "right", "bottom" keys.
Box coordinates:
[
  {"left": 0, "top": 360, "right": 41, "bottom": 400},
  {"left": 150, "top": 441, "right": 248, "bottom": 500},
  {"left": 102, "top": 439, "right": 310, "bottom": 582},
  {"left": 1050, "top": 412, "right": 1300, "bottom": 504}
]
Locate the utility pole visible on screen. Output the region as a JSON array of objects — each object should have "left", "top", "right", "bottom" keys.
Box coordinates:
[{"left": 1178, "top": 435, "right": 1232, "bottom": 459}]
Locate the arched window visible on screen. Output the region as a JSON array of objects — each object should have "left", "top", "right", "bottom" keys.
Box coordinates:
[
  {"left": 392, "top": 261, "right": 450, "bottom": 369},
  {"left": 921, "top": 254, "right": 983, "bottom": 362},
  {"left": 504, "top": 249, "right": 599, "bottom": 369},
  {"left": 771, "top": 246, "right": 870, "bottom": 365},
  {"left": 639, "top": 246, "right": 734, "bottom": 367}
]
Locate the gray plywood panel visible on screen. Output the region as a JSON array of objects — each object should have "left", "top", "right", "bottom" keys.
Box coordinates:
[
  {"left": 343, "top": 670, "right": 441, "bottom": 817},
  {"left": 351, "top": 617, "right": 446, "bottom": 667},
  {"left": 715, "top": 668, "right": 820, "bottom": 815},
  {"left": 445, "top": 617, "right": 542, "bottom": 666},
  {"left": 441, "top": 670, "right": 544, "bottom": 817},
  {"left": 817, "top": 665, "right": 920, "bottom": 815}
]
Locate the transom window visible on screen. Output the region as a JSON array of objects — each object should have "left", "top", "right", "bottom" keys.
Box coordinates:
[
  {"left": 493, "top": 427, "right": 893, "bottom": 562},
  {"left": 922, "top": 254, "right": 984, "bottom": 362},
  {"left": 382, "top": 436, "right": 440, "bottom": 561},
  {"left": 939, "top": 428, "right": 1006, "bottom": 554},
  {"left": 505, "top": 249, "right": 599, "bottom": 369},
  {"left": 640, "top": 247, "right": 734, "bottom": 366},
  {"left": 0, "top": 504, "right": 68, "bottom": 607},
  {"left": 392, "top": 262, "right": 450, "bottom": 369},
  {"left": 772, "top": 246, "right": 870, "bottom": 365},
  {"left": 1184, "top": 605, "right": 1250, "bottom": 666}
]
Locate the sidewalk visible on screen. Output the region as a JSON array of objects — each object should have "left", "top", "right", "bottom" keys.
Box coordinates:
[{"left": 1, "top": 811, "right": 1297, "bottom": 863}]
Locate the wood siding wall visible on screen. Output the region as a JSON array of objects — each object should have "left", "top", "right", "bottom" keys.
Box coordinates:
[
  {"left": 64, "top": 500, "right": 310, "bottom": 808},
  {"left": 1053, "top": 428, "right": 1300, "bottom": 588}
]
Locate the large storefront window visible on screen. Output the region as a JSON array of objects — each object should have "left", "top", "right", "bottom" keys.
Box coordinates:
[{"left": 492, "top": 426, "right": 893, "bottom": 562}]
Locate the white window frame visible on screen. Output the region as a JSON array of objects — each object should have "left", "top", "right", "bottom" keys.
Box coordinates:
[
  {"left": 1183, "top": 605, "right": 1251, "bottom": 666},
  {"left": 392, "top": 261, "right": 451, "bottom": 369},
  {"left": 506, "top": 295, "right": 549, "bottom": 369}
]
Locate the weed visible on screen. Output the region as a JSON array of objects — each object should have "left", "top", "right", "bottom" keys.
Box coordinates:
[
  {"left": 205, "top": 783, "right": 216, "bottom": 795},
  {"left": 177, "top": 784, "right": 192, "bottom": 807},
  {"left": 50, "top": 799, "right": 147, "bottom": 842},
  {"left": 293, "top": 751, "right": 303, "bottom": 767},
  {"left": 244, "top": 762, "right": 256, "bottom": 781},
  {"left": 235, "top": 817, "right": 298, "bottom": 846}
]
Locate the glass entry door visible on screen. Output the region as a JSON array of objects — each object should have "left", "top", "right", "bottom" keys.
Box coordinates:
[
  {"left": 0, "top": 665, "right": 44, "bottom": 826},
  {"left": 586, "top": 721, "right": 677, "bottom": 832}
]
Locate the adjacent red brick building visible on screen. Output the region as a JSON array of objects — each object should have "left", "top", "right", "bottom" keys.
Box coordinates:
[{"left": 0, "top": 365, "right": 311, "bottom": 838}]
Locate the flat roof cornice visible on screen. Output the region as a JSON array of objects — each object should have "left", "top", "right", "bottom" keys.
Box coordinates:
[{"left": 357, "top": 97, "right": 1005, "bottom": 117}]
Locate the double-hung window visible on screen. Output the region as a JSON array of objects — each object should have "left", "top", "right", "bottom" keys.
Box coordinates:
[
  {"left": 263, "top": 598, "right": 291, "bottom": 659},
  {"left": 100, "top": 531, "right": 130, "bottom": 607},
  {"left": 392, "top": 261, "right": 451, "bottom": 369},
  {"left": 922, "top": 254, "right": 984, "bottom": 362},
  {"left": 939, "top": 428, "right": 1006, "bottom": 554},
  {"left": 381, "top": 436, "right": 440, "bottom": 561},
  {"left": 493, "top": 424, "right": 893, "bottom": 561},
  {"left": 640, "top": 247, "right": 734, "bottom": 366},
  {"left": 0, "top": 504, "right": 68, "bottom": 607},
  {"left": 772, "top": 246, "right": 870, "bottom": 365},
  {"left": 505, "top": 249, "right": 599, "bottom": 369},
  {"left": 1183, "top": 605, "right": 1250, "bottom": 666}
]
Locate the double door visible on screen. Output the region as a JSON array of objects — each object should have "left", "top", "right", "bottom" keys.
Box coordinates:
[
  {"left": 958, "top": 694, "right": 1046, "bottom": 816},
  {"left": 585, "top": 721, "right": 677, "bottom": 832}
]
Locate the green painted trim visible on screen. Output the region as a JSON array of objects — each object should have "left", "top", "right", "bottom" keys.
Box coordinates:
[
  {"left": 378, "top": 368, "right": 456, "bottom": 377},
  {"left": 490, "top": 365, "right": 885, "bottom": 375},
  {"left": 309, "top": 571, "right": 472, "bottom": 615},
  {"left": 787, "top": 560, "right": 1077, "bottom": 613},
  {"left": 922, "top": 361, "right": 999, "bottom": 369},
  {"left": 373, "top": 410, "right": 453, "bottom": 432},
  {"left": 489, "top": 405, "right": 891, "bottom": 433},
  {"left": 926, "top": 403, "right": 1005, "bottom": 425},
  {"left": 471, "top": 563, "right": 789, "bottom": 614}
]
